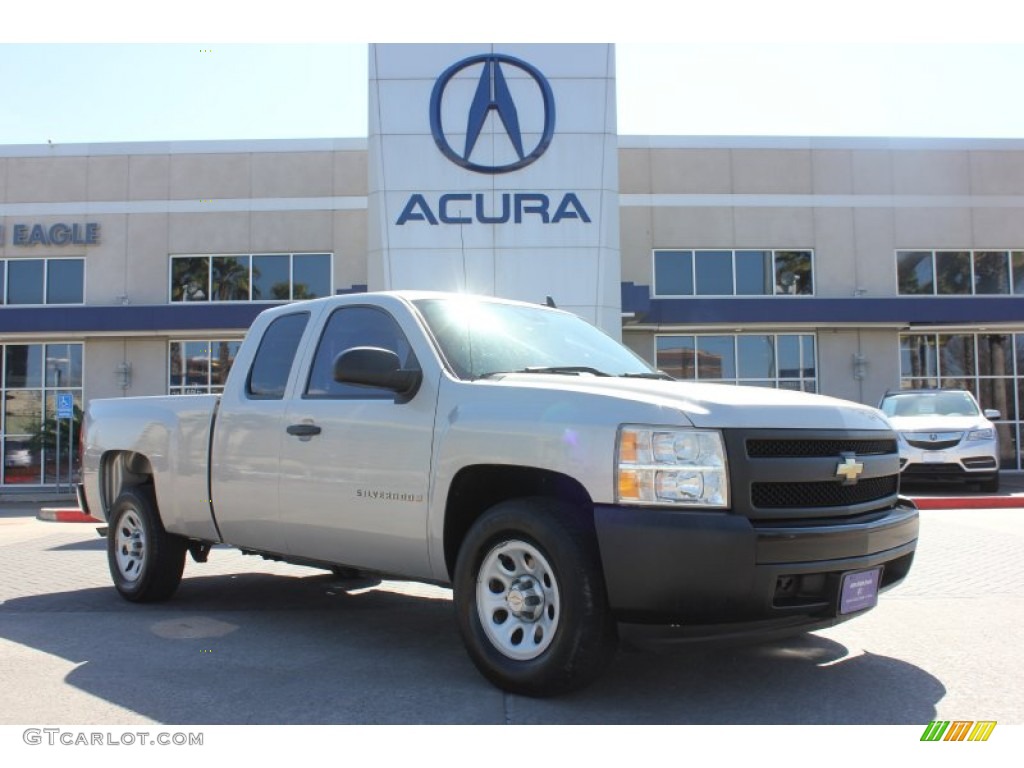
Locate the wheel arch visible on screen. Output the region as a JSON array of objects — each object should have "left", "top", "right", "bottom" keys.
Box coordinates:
[
  {"left": 442, "top": 464, "right": 594, "bottom": 580},
  {"left": 100, "top": 450, "right": 155, "bottom": 516}
]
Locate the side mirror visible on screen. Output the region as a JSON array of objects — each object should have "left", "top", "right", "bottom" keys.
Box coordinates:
[
  {"left": 984, "top": 409, "right": 1001, "bottom": 420},
  {"left": 333, "top": 347, "right": 422, "bottom": 402}
]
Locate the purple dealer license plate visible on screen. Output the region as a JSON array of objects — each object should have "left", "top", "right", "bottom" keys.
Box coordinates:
[{"left": 839, "top": 567, "right": 881, "bottom": 615}]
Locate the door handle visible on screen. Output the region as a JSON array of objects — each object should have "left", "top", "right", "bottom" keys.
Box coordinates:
[{"left": 286, "top": 423, "right": 322, "bottom": 437}]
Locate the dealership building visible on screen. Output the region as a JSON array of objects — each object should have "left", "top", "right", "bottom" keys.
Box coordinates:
[{"left": 2, "top": 43, "right": 1024, "bottom": 489}]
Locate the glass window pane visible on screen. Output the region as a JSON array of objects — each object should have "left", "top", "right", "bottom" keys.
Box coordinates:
[
  {"left": 210, "top": 341, "right": 242, "bottom": 387},
  {"left": 900, "top": 335, "right": 938, "bottom": 384},
  {"left": 252, "top": 254, "right": 291, "bottom": 301},
  {"left": 656, "top": 336, "right": 696, "bottom": 379},
  {"left": 43, "top": 391, "right": 83, "bottom": 484},
  {"left": 5, "top": 345, "right": 43, "bottom": 388},
  {"left": 935, "top": 250, "right": 971, "bottom": 295},
  {"left": 247, "top": 312, "right": 310, "bottom": 399},
  {"left": 774, "top": 251, "right": 814, "bottom": 295},
  {"left": 45, "top": 344, "right": 83, "bottom": 388},
  {"left": 171, "top": 256, "right": 210, "bottom": 302},
  {"left": 1013, "top": 252, "right": 1024, "bottom": 294},
  {"left": 801, "top": 336, "right": 816, "bottom": 377},
  {"left": 306, "top": 307, "right": 415, "bottom": 398},
  {"left": 5, "top": 389, "right": 42, "bottom": 434},
  {"left": 696, "top": 336, "right": 735, "bottom": 379},
  {"left": 974, "top": 251, "right": 1009, "bottom": 295},
  {"left": 977, "top": 378, "right": 1015, "bottom": 421},
  {"left": 896, "top": 251, "right": 934, "bottom": 294},
  {"left": 654, "top": 251, "right": 693, "bottom": 296},
  {"left": 211, "top": 256, "right": 250, "bottom": 301},
  {"left": 46, "top": 259, "right": 84, "bottom": 304},
  {"left": 183, "top": 341, "right": 211, "bottom": 391},
  {"left": 4, "top": 437, "right": 41, "bottom": 485},
  {"left": 978, "top": 334, "right": 1013, "bottom": 377},
  {"left": 737, "top": 335, "right": 775, "bottom": 379},
  {"left": 734, "top": 250, "right": 770, "bottom": 295},
  {"left": 695, "top": 251, "right": 733, "bottom": 296},
  {"left": 0, "top": 261, "right": 5, "bottom": 305},
  {"left": 938, "top": 334, "right": 976, "bottom": 378},
  {"left": 7, "top": 260, "right": 44, "bottom": 304},
  {"left": 169, "top": 342, "right": 184, "bottom": 388},
  {"left": 777, "top": 335, "right": 800, "bottom": 378},
  {"left": 293, "top": 254, "right": 331, "bottom": 300}
]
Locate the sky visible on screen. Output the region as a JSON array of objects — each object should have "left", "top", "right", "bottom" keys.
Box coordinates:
[{"left": 2, "top": 2, "right": 1024, "bottom": 146}]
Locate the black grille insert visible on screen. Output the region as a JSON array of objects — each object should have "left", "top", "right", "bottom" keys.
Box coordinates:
[
  {"left": 746, "top": 439, "right": 897, "bottom": 458},
  {"left": 752, "top": 475, "right": 899, "bottom": 509}
]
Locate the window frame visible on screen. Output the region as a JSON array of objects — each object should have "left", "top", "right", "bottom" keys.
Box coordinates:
[
  {"left": 168, "top": 252, "right": 333, "bottom": 303},
  {"left": 1, "top": 257, "right": 86, "bottom": 306},
  {"left": 652, "top": 249, "right": 815, "bottom": 298},
  {"left": 654, "top": 331, "right": 818, "bottom": 391},
  {"left": 896, "top": 249, "right": 1021, "bottom": 296}
]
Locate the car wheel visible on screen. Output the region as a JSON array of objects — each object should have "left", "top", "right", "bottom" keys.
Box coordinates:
[
  {"left": 107, "top": 486, "right": 187, "bottom": 602},
  {"left": 453, "top": 498, "right": 618, "bottom": 697}
]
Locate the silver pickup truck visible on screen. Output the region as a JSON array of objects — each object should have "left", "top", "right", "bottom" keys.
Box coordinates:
[{"left": 80, "top": 291, "right": 919, "bottom": 696}]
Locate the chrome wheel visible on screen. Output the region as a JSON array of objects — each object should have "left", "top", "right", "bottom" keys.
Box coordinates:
[
  {"left": 476, "top": 539, "right": 560, "bottom": 661},
  {"left": 114, "top": 510, "right": 147, "bottom": 583}
]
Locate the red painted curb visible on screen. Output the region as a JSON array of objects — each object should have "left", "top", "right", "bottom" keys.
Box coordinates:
[
  {"left": 910, "top": 496, "right": 1024, "bottom": 510},
  {"left": 37, "top": 507, "right": 101, "bottom": 523}
]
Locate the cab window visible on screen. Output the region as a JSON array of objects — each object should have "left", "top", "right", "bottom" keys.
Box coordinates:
[{"left": 305, "top": 306, "right": 418, "bottom": 399}]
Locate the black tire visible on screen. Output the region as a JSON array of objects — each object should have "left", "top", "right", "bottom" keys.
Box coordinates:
[
  {"left": 453, "top": 498, "right": 618, "bottom": 697},
  {"left": 979, "top": 474, "right": 1000, "bottom": 493},
  {"left": 107, "top": 486, "right": 187, "bottom": 602}
]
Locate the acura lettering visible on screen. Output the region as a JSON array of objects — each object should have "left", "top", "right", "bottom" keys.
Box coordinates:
[{"left": 396, "top": 192, "right": 591, "bottom": 226}]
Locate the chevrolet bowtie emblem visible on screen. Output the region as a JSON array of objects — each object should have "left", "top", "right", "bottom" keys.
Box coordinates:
[{"left": 836, "top": 455, "right": 864, "bottom": 485}]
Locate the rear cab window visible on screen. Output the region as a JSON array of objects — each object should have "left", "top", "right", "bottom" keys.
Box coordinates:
[{"left": 246, "top": 312, "right": 310, "bottom": 399}]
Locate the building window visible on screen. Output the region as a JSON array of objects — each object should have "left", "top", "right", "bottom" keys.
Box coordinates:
[
  {"left": 1, "top": 342, "right": 84, "bottom": 486},
  {"left": 169, "top": 340, "right": 243, "bottom": 395},
  {"left": 1, "top": 259, "right": 85, "bottom": 305},
  {"left": 653, "top": 250, "right": 813, "bottom": 297},
  {"left": 655, "top": 333, "right": 816, "bottom": 391},
  {"left": 169, "top": 253, "right": 332, "bottom": 302},
  {"left": 899, "top": 331, "right": 1023, "bottom": 470},
  {"left": 896, "top": 250, "right": 1019, "bottom": 295}
]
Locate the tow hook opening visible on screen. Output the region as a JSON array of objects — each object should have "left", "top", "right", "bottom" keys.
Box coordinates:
[{"left": 773, "top": 573, "right": 828, "bottom": 607}]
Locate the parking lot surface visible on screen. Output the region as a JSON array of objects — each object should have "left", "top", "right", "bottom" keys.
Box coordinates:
[{"left": 1, "top": 489, "right": 1022, "bottom": 727}]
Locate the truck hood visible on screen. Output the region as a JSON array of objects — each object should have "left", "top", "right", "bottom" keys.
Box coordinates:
[{"left": 483, "top": 374, "right": 892, "bottom": 431}]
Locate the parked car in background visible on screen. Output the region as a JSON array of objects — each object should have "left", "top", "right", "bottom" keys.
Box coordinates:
[{"left": 879, "top": 389, "right": 1001, "bottom": 492}]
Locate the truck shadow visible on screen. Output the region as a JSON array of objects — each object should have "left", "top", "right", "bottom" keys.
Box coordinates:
[{"left": 0, "top": 571, "right": 944, "bottom": 725}]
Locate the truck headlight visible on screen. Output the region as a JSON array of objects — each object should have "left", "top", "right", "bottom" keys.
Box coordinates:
[{"left": 617, "top": 426, "right": 729, "bottom": 508}]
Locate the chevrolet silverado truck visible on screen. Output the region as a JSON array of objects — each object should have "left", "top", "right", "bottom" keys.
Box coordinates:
[{"left": 79, "top": 291, "right": 918, "bottom": 696}]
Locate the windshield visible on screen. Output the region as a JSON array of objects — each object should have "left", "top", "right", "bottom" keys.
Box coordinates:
[
  {"left": 413, "top": 297, "right": 659, "bottom": 380},
  {"left": 880, "top": 391, "right": 980, "bottom": 418}
]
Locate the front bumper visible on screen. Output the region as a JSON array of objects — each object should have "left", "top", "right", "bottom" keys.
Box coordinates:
[
  {"left": 593, "top": 499, "right": 918, "bottom": 626},
  {"left": 898, "top": 438, "right": 999, "bottom": 481}
]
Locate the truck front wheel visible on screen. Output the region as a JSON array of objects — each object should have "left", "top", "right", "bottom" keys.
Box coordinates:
[
  {"left": 107, "top": 486, "right": 187, "bottom": 602},
  {"left": 453, "top": 498, "right": 618, "bottom": 696}
]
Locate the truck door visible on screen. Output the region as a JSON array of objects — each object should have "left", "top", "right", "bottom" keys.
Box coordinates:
[
  {"left": 277, "top": 304, "right": 437, "bottom": 577},
  {"left": 211, "top": 310, "right": 312, "bottom": 552}
]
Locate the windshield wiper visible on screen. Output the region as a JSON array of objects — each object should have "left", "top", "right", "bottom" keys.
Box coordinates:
[
  {"left": 478, "top": 366, "right": 612, "bottom": 379},
  {"left": 620, "top": 371, "right": 675, "bottom": 381}
]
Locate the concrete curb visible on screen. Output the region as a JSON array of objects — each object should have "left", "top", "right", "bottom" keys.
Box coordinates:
[{"left": 37, "top": 507, "right": 101, "bottom": 523}]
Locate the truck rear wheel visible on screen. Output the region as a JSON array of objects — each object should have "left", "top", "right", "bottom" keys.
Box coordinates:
[
  {"left": 453, "top": 498, "right": 617, "bottom": 696},
  {"left": 107, "top": 486, "right": 187, "bottom": 602}
]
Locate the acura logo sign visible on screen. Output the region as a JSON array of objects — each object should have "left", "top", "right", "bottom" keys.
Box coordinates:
[{"left": 429, "top": 54, "right": 556, "bottom": 174}]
